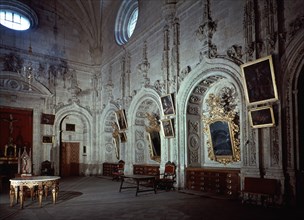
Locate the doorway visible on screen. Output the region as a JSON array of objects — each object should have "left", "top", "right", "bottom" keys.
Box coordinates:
[{"left": 60, "top": 142, "right": 80, "bottom": 177}]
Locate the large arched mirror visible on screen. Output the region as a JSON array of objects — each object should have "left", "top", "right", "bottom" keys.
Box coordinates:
[{"left": 145, "top": 112, "right": 161, "bottom": 162}]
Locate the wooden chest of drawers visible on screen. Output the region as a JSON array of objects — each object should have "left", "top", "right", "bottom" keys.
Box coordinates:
[
  {"left": 103, "top": 162, "right": 118, "bottom": 176},
  {"left": 186, "top": 168, "right": 240, "bottom": 198},
  {"left": 133, "top": 164, "right": 160, "bottom": 176}
]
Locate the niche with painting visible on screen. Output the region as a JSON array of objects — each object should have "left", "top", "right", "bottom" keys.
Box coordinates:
[{"left": 145, "top": 112, "right": 161, "bottom": 163}]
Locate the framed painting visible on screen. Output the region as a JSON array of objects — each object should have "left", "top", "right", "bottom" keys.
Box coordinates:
[
  {"left": 240, "top": 55, "right": 278, "bottom": 105},
  {"left": 249, "top": 106, "right": 275, "bottom": 128},
  {"left": 147, "top": 131, "right": 161, "bottom": 162},
  {"left": 42, "top": 135, "right": 53, "bottom": 144},
  {"left": 41, "top": 113, "right": 55, "bottom": 125},
  {"left": 161, "top": 119, "right": 174, "bottom": 138},
  {"left": 66, "top": 123, "right": 75, "bottom": 131},
  {"left": 115, "top": 109, "right": 128, "bottom": 130},
  {"left": 160, "top": 94, "right": 175, "bottom": 116}
]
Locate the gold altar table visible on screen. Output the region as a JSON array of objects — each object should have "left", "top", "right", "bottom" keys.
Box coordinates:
[{"left": 9, "top": 176, "right": 60, "bottom": 209}]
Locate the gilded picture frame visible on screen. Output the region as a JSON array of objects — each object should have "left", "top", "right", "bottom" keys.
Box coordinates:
[
  {"left": 160, "top": 94, "right": 175, "bottom": 116},
  {"left": 202, "top": 94, "right": 240, "bottom": 165},
  {"left": 115, "top": 109, "right": 128, "bottom": 131},
  {"left": 240, "top": 55, "right": 278, "bottom": 105},
  {"left": 249, "top": 106, "right": 275, "bottom": 129},
  {"left": 161, "top": 119, "right": 174, "bottom": 138}
]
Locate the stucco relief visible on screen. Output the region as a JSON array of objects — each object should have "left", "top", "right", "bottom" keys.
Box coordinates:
[
  {"left": 271, "top": 128, "right": 280, "bottom": 166},
  {"left": 249, "top": 130, "right": 257, "bottom": 166},
  {"left": 135, "top": 139, "right": 145, "bottom": 163},
  {"left": 187, "top": 105, "right": 199, "bottom": 115},
  {"left": 189, "top": 95, "right": 201, "bottom": 104},
  {"left": 188, "top": 120, "right": 199, "bottom": 134}
]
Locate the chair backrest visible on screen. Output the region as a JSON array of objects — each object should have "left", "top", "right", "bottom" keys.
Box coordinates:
[
  {"left": 163, "top": 161, "right": 176, "bottom": 179},
  {"left": 41, "top": 160, "right": 54, "bottom": 175},
  {"left": 117, "top": 160, "right": 125, "bottom": 173}
]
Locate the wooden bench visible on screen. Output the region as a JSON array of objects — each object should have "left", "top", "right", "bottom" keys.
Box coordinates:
[{"left": 241, "top": 177, "right": 279, "bottom": 207}]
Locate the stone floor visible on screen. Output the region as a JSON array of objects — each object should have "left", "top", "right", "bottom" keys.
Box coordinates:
[{"left": 0, "top": 176, "right": 302, "bottom": 220}]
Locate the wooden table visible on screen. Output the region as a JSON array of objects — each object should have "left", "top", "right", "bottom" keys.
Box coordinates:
[
  {"left": 119, "top": 174, "right": 157, "bottom": 196},
  {"left": 9, "top": 176, "right": 60, "bottom": 209}
]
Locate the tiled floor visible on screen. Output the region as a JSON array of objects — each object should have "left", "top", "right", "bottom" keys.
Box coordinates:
[{"left": 0, "top": 176, "right": 301, "bottom": 220}]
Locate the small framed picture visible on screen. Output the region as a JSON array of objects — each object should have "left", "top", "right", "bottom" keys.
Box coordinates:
[
  {"left": 249, "top": 106, "right": 275, "bottom": 128},
  {"left": 161, "top": 119, "right": 174, "bottom": 138},
  {"left": 240, "top": 55, "right": 278, "bottom": 105},
  {"left": 41, "top": 113, "right": 55, "bottom": 125},
  {"left": 160, "top": 94, "right": 175, "bottom": 116},
  {"left": 115, "top": 109, "right": 128, "bottom": 130},
  {"left": 119, "top": 132, "right": 127, "bottom": 143},
  {"left": 42, "top": 135, "right": 53, "bottom": 144},
  {"left": 66, "top": 123, "right": 75, "bottom": 131}
]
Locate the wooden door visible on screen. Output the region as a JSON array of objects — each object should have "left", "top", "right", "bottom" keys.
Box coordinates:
[{"left": 61, "top": 142, "right": 80, "bottom": 177}]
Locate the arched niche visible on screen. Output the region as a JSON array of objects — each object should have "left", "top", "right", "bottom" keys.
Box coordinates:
[
  {"left": 54, "top": 103, "right": 93, "bottom": 175},
  {"left": 99, "top": 103, "right": 120, "bottom": 163},
  {"left": 177, "top": 58, "right": 246, "bottom": 174},
  {"left": 127, "top": 87, "right": 162, "bottom": 165}
]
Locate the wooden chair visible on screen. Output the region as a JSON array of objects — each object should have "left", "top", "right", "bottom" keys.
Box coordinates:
[
  {"left": 157, "top": 161, "right": 176, "bottom": 191},
  {"left": 40, "top": 160, "right": 54, "bottom": 176},
  {"left": 112, "top": 160, "right": 125, "bottom": 181}
]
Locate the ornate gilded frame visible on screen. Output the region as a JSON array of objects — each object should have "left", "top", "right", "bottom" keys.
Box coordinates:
[{"left": 202, "top": 94, "right": 240, "bottom": 164}]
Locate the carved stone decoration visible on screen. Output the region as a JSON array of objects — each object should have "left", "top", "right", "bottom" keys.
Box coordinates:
[
  {"left": 162, "top": 0, "right": 177, "bottom": 24},
  {"left": 243, "top": 0, "right": 255, "bottom": 61},
  {"left": 135, "top": 140, "right": 145, "bottom": 163},
  {"left": 202, "top": 94, "right": 240, "bottom": 164},
  {"left": 189, "top": 95, "right": 201, "bottom": 105},
  {"left": 187, "top": 105, "right": 199, "bottom": 115},
  {"left": 188, "top": 120, "right": 199, "bottom": 134},
  {"left": 190, "top": 150, "right": 199, "bottom": 164},
  {"left": 189, "top": 134, "right": 199, "bottom": 151},
  {"left": 263, "top": 0, "right": 278, "bottom": 54},
  {"left": 179, "top": 65, "right": 191, "bottom": 84},
  {"left": 154, "top": 80, "right": 165, "bottom": 94},
  {"left": 289, "top": 15, "right": 304, "bottom": 39},
  {"left": 3, "top": 53, "right": 23, "bottom": 72},
  {"left": 67, "top": 69, "right": 81, "bottom": 103},
  {"left": 137, "top": 40, "right": 150, "bottom": 85},
  {"left": 195, "top": 0, "right": 218, "bottom": 59},
  {"left": 227, "top": 44, "right": 243, "bottom": 60},
  {"left": 193, "top": 86, "right": 207, "bottom": 95},
  {"left": 271, "top": 128, "right": 280, "bottom": 166}
]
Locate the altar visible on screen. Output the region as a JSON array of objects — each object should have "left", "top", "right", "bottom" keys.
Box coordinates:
[{"left": 9, "top": 176, "right": 60, "bottom": 209}]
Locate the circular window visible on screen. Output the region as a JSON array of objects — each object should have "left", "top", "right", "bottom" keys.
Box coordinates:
[
  {"left": 0, "top": 0, "right": 38, "bottom": 31},
  {"left": 115, "top": 0, "right": 139, "bottom": 45}
]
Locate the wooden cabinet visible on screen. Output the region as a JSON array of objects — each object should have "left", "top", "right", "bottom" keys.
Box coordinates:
[
  {"left": 133, "top": 164, "right": 160, "bottom": 176},
  {"left": 186, "top": 168, "right": 240, "bottom": 198},
  {"left": 103, "top": 162, "right": 118, "bottom": 176}
]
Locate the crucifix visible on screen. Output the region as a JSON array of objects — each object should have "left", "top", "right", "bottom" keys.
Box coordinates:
[{"left": 2, "top": 114, "right": 19, "bottom": 140}]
